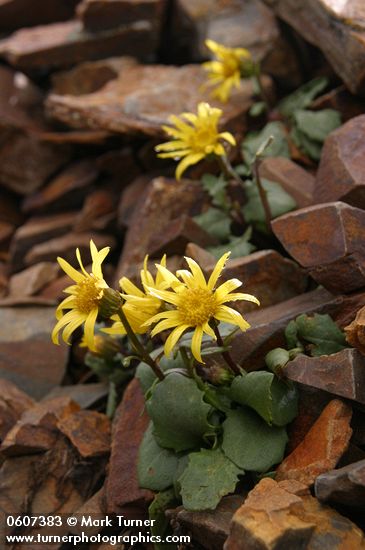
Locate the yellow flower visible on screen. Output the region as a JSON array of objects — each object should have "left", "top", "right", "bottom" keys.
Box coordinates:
[
  {"left": 203, "top": 39, "right": 252, "bottom": 102},
  {"left": 145, "top": 252, "right": 260, "bottom": 363},
  {"left": 155, "top": 102, "right": 236, "bottom": 179},
  {"left": 52, "top": 240, "right": 109, "bottom": 351},
  {"left": 104, "top": 255, "right": 169, "bottom": 336}
]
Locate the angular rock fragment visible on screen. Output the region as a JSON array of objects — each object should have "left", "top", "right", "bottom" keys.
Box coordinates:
[
  {"left": 225, "top": 477, "right": 365, "bottom": 549},
  {"left": 185, "top": 243, "right": 216, "bottom": 271},
  {"left": 0, "top": 0, "right": 79, "bottom": 31},
  {"left": 259, "top": 157, "right": 314, "bottom": 208},
  {"left": 46, "top": 62, "right": 272, "bottom": 136},
  {"left": 311, "top": 86, "right": 365, "bottom": 123},
  {"left": 345, "top": 305, "right": 365, "bottom": 354},
  {"left": 43, "top": 383, "right": 109, "bottom": 409},
  {"left": 117, "top": 175, "right": 151, "bottom": 229},
  {"left": 0, "top": 379, "right": 34, "bottom": 441},
  {"left": 315, "top": 115, "right": 365, "bottom": 208},
  {"left": 275, "top": 399, "right": 352, "bottom": 486},
  {"left": 8, "top": 262, "right": 59, "bottom": 297},
  {"left": 271, "top": 201, "right": 365, "bottom": 294},
  {"left": 284, "top": 349, "right": 365, "bottom": 405},
  {"left": 263, "top": 0, "right": 365, "bottom": 94},
  {"left": 78, "top": 0, "right": 166, "bottom": 31},
  {"left": 106, "top": 378, "right": 153, "bottom": 515},
  {"left": 315, "top": 459, "right": 365, "bottom": 509},
  {"left": 58, "top": 410, "right": 111, "bottom": 458},
  {"left": 0, "top": 307, "right": 69, "bottom": 399},
  {"left": 73, "top": 188, "right": 118, "bottom": 232},
  {"left": 0, "top": 20, "right": 158, "bottom": 70},
  {"left": 71, "top": 487, "right": 106, "bottom": 536}
]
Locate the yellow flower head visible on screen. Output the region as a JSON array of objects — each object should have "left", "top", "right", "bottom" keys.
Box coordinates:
[
  {"left": 144, "top": 252, "right": 260, "bottom": 363},
  {"left": 155, "top": 102, "right": 236, "bottom": 180},
  {"left": 52, "top": 240, "right": 109, "bottom": 352},
  {"left": 203, "top": 39, "right": 252, "bottom": 102},
  {"left": 104, "top": 255, "right": 169, "bottom": 337}
]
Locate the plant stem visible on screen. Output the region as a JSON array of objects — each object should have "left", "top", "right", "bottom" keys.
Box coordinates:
[
  {"left": 253, "top": 64, "right": 270, "bottom": 111},
  {"left": 212, "top": 321, "right": 241, "bottom": 376},
  {"left": 106, "top": 380, "right": 117, "bottom": 418},
  {"left": 217, "top": 155, "right": 246, "bottom": 226},
  {"left": 117, "top": 308, "right": 164, "bottom": 381},
  {"left": 253, "top": 156, "right": 272, "bottom": 232},
  {"left": 180, "top": 346, "right": 195, "bottom": 379}
]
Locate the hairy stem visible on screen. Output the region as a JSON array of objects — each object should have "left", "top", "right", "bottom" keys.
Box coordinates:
[
  {"left": 213, "top": 321, "right": 241, "bottom": 375},
  {"left": 253, "top": 156, "right": 272, "bottom": 232}
]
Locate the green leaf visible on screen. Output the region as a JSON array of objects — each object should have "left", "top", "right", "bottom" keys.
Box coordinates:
[
  {"left": 201, "top": 174, "right": 229, "bottom": 210},
  {"left": 242, "top": 178, "right": 296, "bottom": 230},
  {"left": 287, "top": 313, "right": 348, "bottom": 357},
  {"left": 146, "top": 372, "right": 213, "bottom": 452},
  {"left": 194, "top": 207, "right": 231, "bottom": 241},
  {"left": 138, "top": 423, "right": 180, "bottom": 491},
  {"left": 249, "top": 101, "right": 267, "bottom": 117},
  {"left": 278, "top": 77, "right": 328, "bottom": 118},
  {"left": 207, "top": 229, "right": 256, "bottom": 260},
  {"left": 222, "top": 408, "right": 288, "bottom": 472},
  {"left": 230, "top": 372, "right": 298, "bottom": 426},
  {"left": 242, "top": 122, "right": 290, "bottom": 166},
  {"left": 148, "top": 489, "right": 177, "bottom": 550},
  {"left": 291, "top": 109, "right": 341, "bottom": 160},
  {"left": 136, "top": 351, "right": 182, "bottom": 394},
  {"left": 178, "top": 448, "right": 243, "bottom": 511},
  {"left": 265, "top": 348, "right": 291, "bottom": 374}
]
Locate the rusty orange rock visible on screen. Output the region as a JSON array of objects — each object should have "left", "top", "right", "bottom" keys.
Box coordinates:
[
  {"left": 275, "top": 399, "right": 352, "bottom": 486},
  {"left": 58, "top": 410, "right": 111, "bottom": 458},
  {"left": 345, "top": 305, "right": 365, "bottom": 355}
]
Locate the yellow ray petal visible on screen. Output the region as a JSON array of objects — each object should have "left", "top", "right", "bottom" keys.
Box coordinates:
[
  {"left": 184, "top": 257, "right": 207, "bottom": 288},
  {"left": 83, "top": 308, "right": 99, "bottom": 351},
  {"left": 176, "top": 153, "right": 205, "bottom": 180},
  {"left": 191, "top": 326, "right": 204, "bottom": 363},
  {"left": 146, "top": 287, "right": 181, "bottom": 306},
  {"left": 151, "top": 317, "right": 181, "bottom": 337},
  {"left": 164, "top": 324, "right": 190, "bottom": 357},
  {"left": 207, "top": 252, "right": 231, "bottom": 290},
  {"left": 57, "top": 257, "right": 84, "bottom": 283},
  {"left": 214, "top": 305, "right": 250, "bottom": 332},
  {"left": 219, "top": 292, "right": 260, "bottom": 305},
  {"left": 215, "top": 278, "right": 242, "bottom": 302},
  {"left": 76, "top": 248, "right": 88, "bottom": 276}
]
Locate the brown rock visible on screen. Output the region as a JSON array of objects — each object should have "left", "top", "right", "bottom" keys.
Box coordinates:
[
  {"left": 311, "top": 86, "right": 365, "bottom": 123},
  {"left": 43, "top": 383, "right": 109, "bottom": 409},
  {"left": 78, "top": 0, "right": 166, "bottom": 31},
  {"left": 0, "top": 20, "right": 158, "bottom": 70},
  {"left": 345, "top": 305, "right": 365, "bottom": 353},
  {"left": 0, "top": 189, "right": 23, "bottom": 227},
  {"left": 0, "top": 307, "right": 69, "bottom": 399},
  {"left": 207, "top": 250, "right": 307, "bottom": 313},
  {"left": 73, "top": 188, "right": 118, "bottom": 233},
  {"left": 58, "top": 410, "right": 111, "bottom": 458},
  {"left": 9, "top": 212, "right": 78, "bottom": 273},
  {"left": 315, "top": 115, "right": 365, "bottom": 208},
  {"left": 284, "top": 349, "right": 365, "bottom": 406},
  {"left": 275, "top": 399, "right": 352, "bottom": 486},
  {"left": 185, "top": 243, "right": 216, "bottom": 271},
  {"left": 0, "top": 378, "right": 34, "bottom": 441},
  {"left": 263, "top": 0, "right": 365, "bottom": 94},
  {"left": 271, "top": 201, "right": 365, "bottom": 294},
  {"left": 1, "top": 397, "right": 80, "bottom": 456},
  {"left": 225, "top": 477, "right": 365, "bottom": 550},
  {"left": 46, "top": 62, "right": 272, "bottom": 136},
  {"left": 315, "top": 459, "right": 365, "bottom": 509},
  {"left": 0, "top": 221, "right": 14, "bottom": 249},
  {"left": 117, "top": 174, "right": 151, "bottom": 229},
  {"left": 106, "top": 378, "right": 153, "bottom": 515},
  {"left": 0, "top": 0, "right": 79, "bottom": 31},
  {"left": 148, "top": 215, "right": 218, "bottom": 258},
  {"left": 22, "top": 159, "right": 99, "bottom": 215},
  {"left": 71, "top": 487, "right": 106, "bottom": 535},
  {"left": 8, "top": 262, "right": 59, "bottom": 297},
  {"left": 259, "top": 157, "right": 314, "bottom": 208},
  {"left": 116, "top": 177, "right": 204, "bottom": 281}
]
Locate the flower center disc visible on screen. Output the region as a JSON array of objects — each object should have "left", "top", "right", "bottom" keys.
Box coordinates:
[
  {"left": 75, "top": 277, "right": 102, "bottom": 313},
  {"left": 178, "top": 288, "right": 217, "bottom": 326}
]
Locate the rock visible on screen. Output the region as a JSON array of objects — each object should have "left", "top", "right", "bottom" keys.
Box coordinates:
[
  {"left": 185, "top": 243, "right": 216, "bottom": 271},
  {"left": 206, "top": 250, "right": 307, "bottom": 313},
  {"left": 77, "top": 0, "right": 166, "bottom": 32},
  {"left": 0, "top": 131, "right": 71, "bottom": 195},
  {"left": 116, "top": 177, "right": 204, "bottom": 281},
  {"left": 23, "top": 231, "right": 116, "bottom": 268},
  {"left": 46, "top": 61, "right": 272, "bottom": 137},
  {"left": 284, "top": 349, "right": 365, "bottom": 406},
  {"left": 8, "top": 262, "right": 59, "bottom": 297},
  {"left": 117, "top": 174, "right": 151, "bottom": 229},
  {"left": 315, "top": 459, "right": 365, "bottom": 510},
  {"left": 71, "top": 487, "right": 106, "bottom": 535},
  {"left": 22, "top": 159, "right": 99, "bottom": 215},
  {"left": 263, "top": 0, "right": 365, "bottom": 94},
  {"left": 0, "top": 221, "right": 15, "bottom": 250},
  {"left": 345, "top": 305, "right": 365, "bottom": 354},
  {"left": 0, "top": 189, "right": 23, "bottom": 227},
  {"left": 106, "top": 378, "right": 153, "bottom": 515},
  {"left": 259, "top": 157, "right": 314, "bottom": 208},
  {"left": 0, "top": 0, "right": 79, "bottom": 31},
  {"left": 148, "top": 215, "right": 218, "bottom": 257},
  {"left": 73, "top": 188, "right": 118, "bottom": 233},
  {"left": 170, "top": 496, "right": 243, "bottom": 550},
  {"left": 9, "top": 212, "right": 78, "bottom": 273},
  {"left": 0, "top": 20, "right": 158, "bottom": 70},
  {"left": 225, "top": 477, "right": 365, "bottom": 550},
  {"left": 0, "top": 397, "right": 80, "bottom": 456},
  {"left": 311, "top": 86, "right": 365, "bottom": 123},
  {"left": 52, "top": 56, "right": 138, "bottom": 95},
  {"left": 275, "top": 399, "right": 352, "bottom": 486},
  {"left": 58, "top": 410, "right": 111, "bottom": 458},
  {"left": 43, "top": 383, "right": 109, "bottom": 409},
  {"left": 315, "top": 116, "right": 365, "bottom": 208},
  {"left": 0, "top": 378, "right": 34, "bottom": 441},
  {"left": 0, "top": 307, "right": 69, "bottom": 399},
  {"left": 271, "top": 201, "right": 365, "bottom": 294}
]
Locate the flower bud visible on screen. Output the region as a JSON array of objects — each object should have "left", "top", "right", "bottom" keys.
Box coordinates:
[{"left": 99, "top": 288, "right": 122, "bottom": 319}]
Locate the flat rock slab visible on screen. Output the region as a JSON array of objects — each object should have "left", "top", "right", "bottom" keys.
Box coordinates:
[
  {"left": 46, "top": 62, "right": 271, "bottom": 137},
  {"left": 58, "top": 410, "right": 111, "bottom": 458},
  {"left": 315, "top": 458, "right": 365, "bottom": 509},
  {"left": 0, "top": 0, "right": 79, "bottom": 31},
  {"left": 275, "top": 399, "right": 352, "bottom": 486},
  {"left": 263, "top": 0, "right": 365, "bottom": 94},
  {"left": 0, "top": 307, "right": 69, "bottom": 399},
  {"left": 315, "top": 115, "right": 365, "bottom": 208},
  {"left": 0, "top": 378, "right": 34, "bottom": 441},
  {"left": 77, "top": 0, "right": 166, "bottom": 31},
  {"left": 0, "top": 20, "right": 157, "bottom": 71},
  {"left": 225, "top": 477, "right": 365, "bottom": 549},
  {"left": 271, "top": 201, "right": 365, "bottom": 294},
  {"left": 284, "top": 348, "right": 365, "bottom": 405}
]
